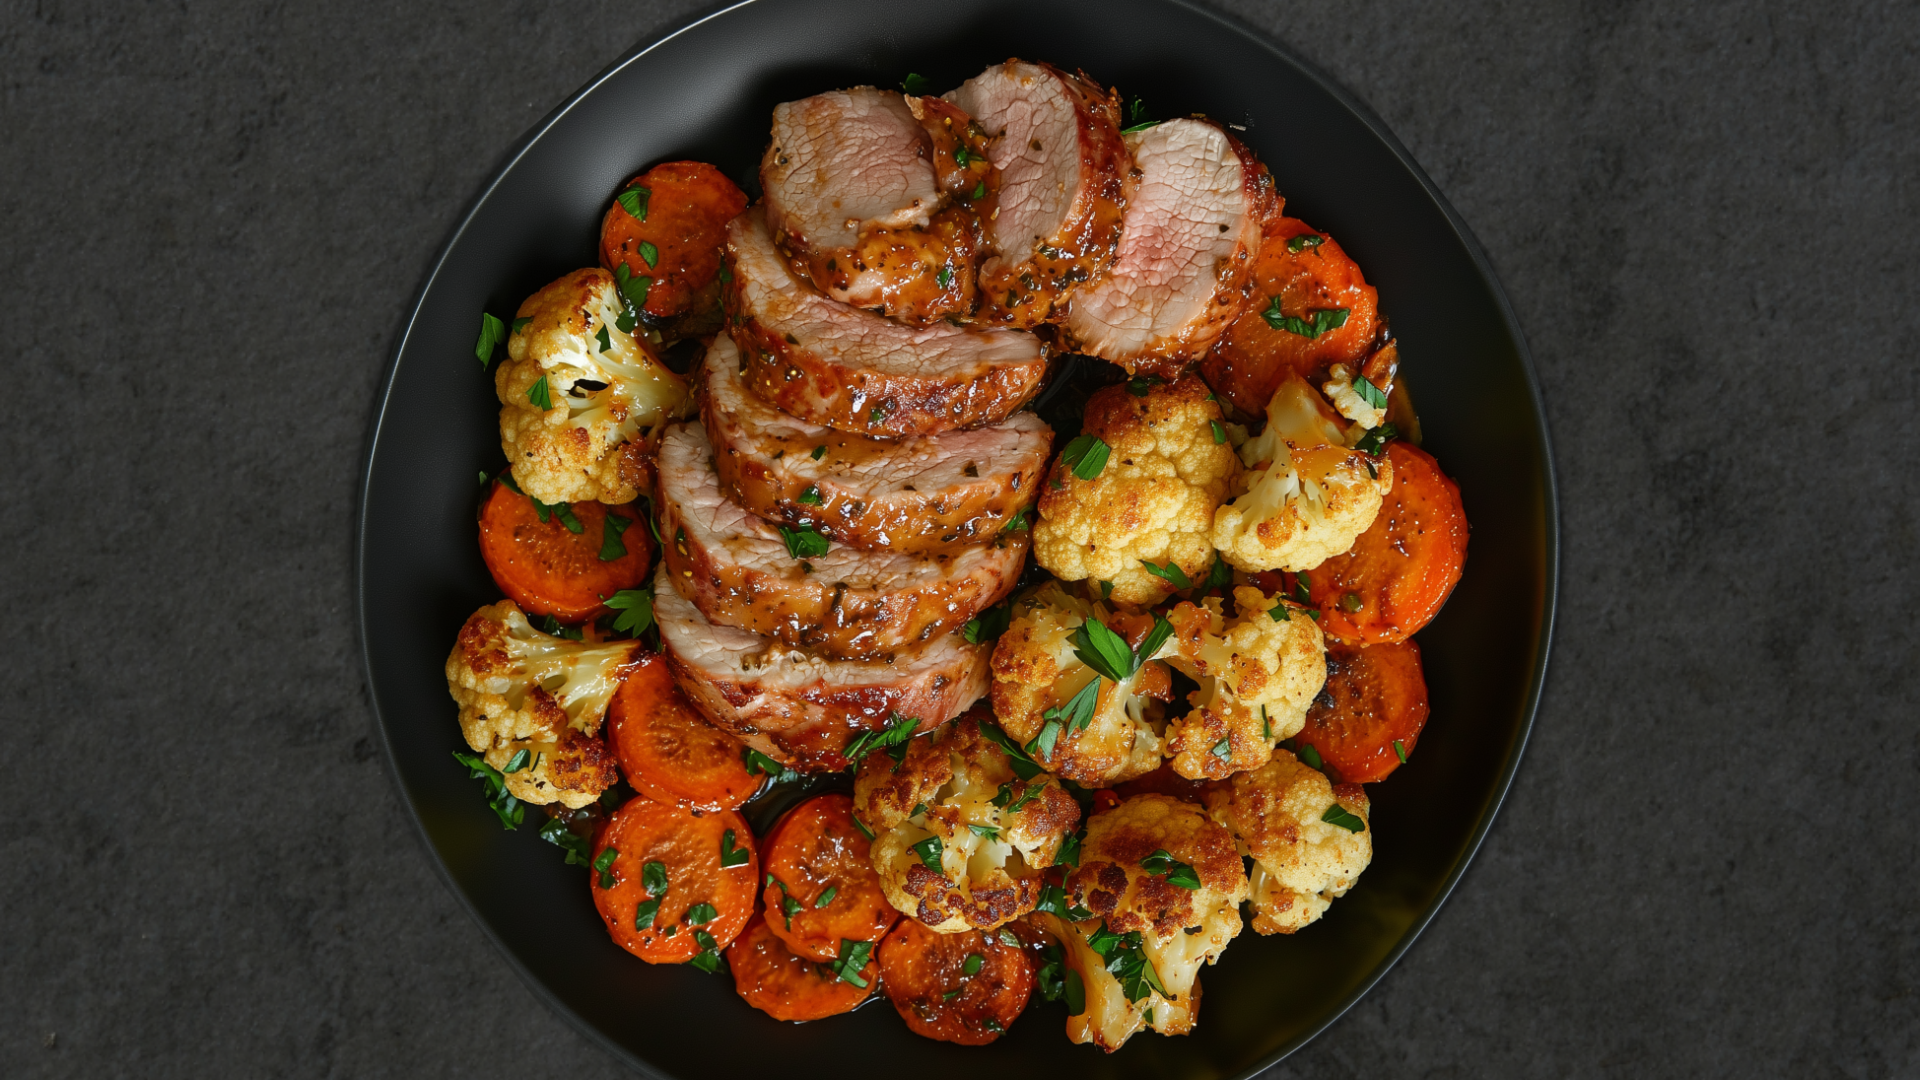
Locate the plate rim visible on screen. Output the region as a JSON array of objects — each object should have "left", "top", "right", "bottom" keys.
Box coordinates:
[{"left": 353, "top": 1, "right": 1560, "bottom": 1075}]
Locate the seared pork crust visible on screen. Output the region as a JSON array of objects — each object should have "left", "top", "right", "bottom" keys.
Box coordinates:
[
  {"left": 653, "top": 566, "right": 990, "bottom": 772},
  {"left": 699, "top": 336, "right": 1052, "bottom": 553},
  {"left": 725, "top": 209, "right": 1048, "bottom": 436}
]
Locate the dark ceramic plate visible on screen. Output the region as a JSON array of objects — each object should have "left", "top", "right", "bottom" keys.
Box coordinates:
[{"left": 356, "top": 0, "right": 1557, "bottom": 1076}]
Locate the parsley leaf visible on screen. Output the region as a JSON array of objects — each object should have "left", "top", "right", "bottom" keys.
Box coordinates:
[
  {"left": 815, "top": 886, "right": 837, "bottom": 908},
  {"left": 936, "top": 265, "right": 953, "bottom": 289},
  {"left": 688, "top": 929, "right": 726, "bottom": 974},
  {"left": 595, "top": 325, "right": 612, "bottom": 353},
  {"left": 1210, "top": 737, "right": 1233, "bottom": 763},
  {"left": 476, "top": 313, "right": 506, "bottom": 367},
  {"left": 1269, "top": 600, "right": 1292, "bottom": 622},
  {"left": 742, "top": 747, "right": 801, "bottom": 785},
  {"left": 1211, "top": 419, "right": 1227, "bottom": 445},
  {"left": 1044, "top": 678, "right": 1101, "bottom": 734},
  {"left": 810, "top": 445, "right": 827, "bottom": 461},
  {"left": 637, "top": 240, "right": 659, "bottom": 268},
  {"left": 797, "top": 484, "right": 823, "bottom": 505},
  {"left": 1070, "top": 617, "right": 1136, "bottom": 683},
  {"left": 831, "top": 939, "right": 874, "bottom": 987},
  {"left": 963, "top": 953, "right": 985, "bottom": 975},
  {"left": 1260, "top": 299, "right": 1351, "bottom": 339},
  {"left": 633, "top": 898, "right": 660, "bottom": 930},
  {"left": 843, "top": 713, "right": 920, "bottom": 765},
  {"left": 538, "top": 815, "right": 593, "bottom": 866},
  {"left": 1126, "top": 375, "right": 1162, "bottom": 397},
  {"left": 1287, "top": 232, "right": 1325, "bottom": 254},
  {"left": 1261, "top": 705, "right": 1273, "bottom": 741},
  {"left": 909, "top": 835, "right": 944, "bottom": 873},
  {"left": 452, "top": 750, "right": 523, "bottom": 829},
  {"left": 778, "top": 524, "right": 829, "bottom": 558},
  {"left": 1034, "top": 882, "right": 1093, "bottom": 922},
  {"left": 641, "top": 860, "right": 668, "bottom": 896},
  {"left": 550, "top": 502, "right": 583, "bottom": 534},
  {"left": 1353, "top": 375, "right": 1388, "bottom": 410},
  {"left": 1136, "top": 614, "right": 1174, "bottom": 669},
  {"left": 1141, "top": 849, "right": 1202, "bottom": 889},
  {"left": 1120, "top": 96, "right": 1159, "bottom": 134},
  {"left": 616, "top": 183, "right": 650, "bottom": 221},
  {"left": 591, "top": 846, "right": 619, "bottom": 889},
  {"left": 1025, "top": 717, "right": 1063, "bottom": 760},
  {"left": 1394, "top": 738, "right": 1409, "bottom": 763},
  {"left": 540, "top": 614, "right": 582, "bottom": 641},
  {"left": 719, "top": 829, "right": 751, "bottom": 868},
  {"left": 1063, "top": 968, "right": 1086, "bottom": 1015},
  {"left": 901, "top": 73, "right": 932, "bottom": 94},
  {"left": 599, "top": 513, "right": 632, "bottom": 561},
  {"left": 603, "top": 588, "right": 654, "bottom": 637},
  {"left": 970, "top": 179, "right": 986, "bottom": 201},
  {"left": 968, "top": 823, "right": 1001, "bottom": 840},
  {"left": 527, "top": 375, "right": 553, "bottom": 411},
  {"left": 1322, "top": 804, "right": 1367, "bottom": 833},
  {"left": 978, "top": 721, "right": 1046, "bottom": 781},
  {"left": 1141, "top": 559, "right": 1191, "bottom": 589},
  {"left": 1353, "top": 422, "right": 1399, "bottom": 457},
  {"left": 1001, "top": 509, "right": 1031, "bottom": 532},
  {"left": 503, "top": 748, "right": 532, "bottom": 773},
  {"left": 684, "top": 902, "right": 718, "bottom": 926},
  {"left": 1297, "top": 743, "right": 1327, "bottom": 771},
  {"left": 511, "top": 316, "right": 532, "bottom": 335},
  {"left": 1206, "top": 555, "right": 1232, "bottom": 591},
  {"left": 1059, "top": 434, "right": 1110, "bottom": 481},
  {"left": 962, "top": 601, "right": 1013, "bottom": 645}
]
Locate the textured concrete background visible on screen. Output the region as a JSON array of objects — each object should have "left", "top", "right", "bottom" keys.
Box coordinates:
[{"left": 2, "top": 0, "right": 1915, "bottom": 1076}]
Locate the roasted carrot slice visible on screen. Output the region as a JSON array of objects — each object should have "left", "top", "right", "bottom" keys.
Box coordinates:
[
  {"left": 727, "top": 914, "right": 877, "bottom": 1022},
  {"left": 1201, "top": 216, "right": 1382, "bottom": 417},
  {"left": 477, "top": 478, "right": 654, "bottom": 624},
  {"left": 607, "top": 652, "right": 761, "bottom": 811},
  {"left": 760, "top": 794, "right": 898, "bottom": 962},
  {"left": 1293, "top": 639, "right": 1430, "bottom": 783},
  {"left": 876, "top": 918, "right": 1033, "bottom": 1045},
  {"left": 589, "top": 795, "right": 757, "bottom": 965},
  {"left": 599, "top": 161, "right": 748, "bottom": 322},
  {"left": 1306, "top": 440, "right": 1468, "bottom": 644}
]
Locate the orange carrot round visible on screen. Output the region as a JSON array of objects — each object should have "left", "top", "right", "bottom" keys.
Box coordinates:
[
  {"left": 876, "top": 918, "right": 1033, "bottom": 1045},
  {"left": 727, "top": 915, "right": 877, "bottom": 1022},
  {"left": 1307, "top": 440, "right": 1468, "bottom": 644},
  {"left": 608, "top": 653, "right": 762, "bottom": 811},
  {"left": 1202, "top": 216, "right": 1382, "bottom": 417},
  {"left": 1293, "top": 639, "right": 1430, "bottom": 783},
  {"left": 760, "top": 794, "right": 897, "bottom": 962},
  {"left": 599, "top": 161, "right": 748, "bottom": 321},
  {"left": 477, "top": 479, "right": 654, "bottom": 624},
  {"left": 589, "top": 796, "right": 757, "bottom": 965}
]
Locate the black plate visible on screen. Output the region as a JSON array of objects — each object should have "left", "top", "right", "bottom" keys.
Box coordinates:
[{"left": 356, "top": 1, "right": 1557, "bottom": 1076}]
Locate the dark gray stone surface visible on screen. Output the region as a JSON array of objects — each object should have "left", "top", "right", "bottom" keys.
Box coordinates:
[{"left": 2, "top": 0, "right": 1913, "bottom": 1076}]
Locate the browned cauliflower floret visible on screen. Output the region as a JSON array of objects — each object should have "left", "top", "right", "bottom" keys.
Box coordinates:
[
  {"left": 1212, "top": 375, "right": 1392, "bottom": 573},
  {"left": 1207, "top": 751, "right": 1372, "bottom": 934},
  {"left": 497, "top": 268, "right": 691, "bottom": 505},
  {"left": 444, "top": 600, "right": 637, "bottom": 808},
  {"left": 1033, "top": 375, "right": 1237, "bottom": 605},
  {"left": 1148, "top": 586, "right": 1328, "bottom": 780},
  {"left": 855, "top": 708, "right": 1082, "bottom": 932},
  {"left": 1036, "top": 794, "right": 1247, "bottom": 1049},
  {"left": 989, "top": 583, "right": 1174, "bottom": 787}
]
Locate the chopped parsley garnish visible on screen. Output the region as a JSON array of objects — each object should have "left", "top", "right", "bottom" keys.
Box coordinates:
[
  {"left": 541, "top": 614, "right": 583, "bottom": 641},
  {"left": 1210, "top": 737, "right": 1233, "bottom": 763},
  {"left": 978, "top": 721, "right": 1046, "bottom": 781},
  {"left": 814, "top": 887, "right": 837, "bottom": 908},
  {"left": 1353, "top": 375, "right": 1388, "bottom": 410},
  {"left": 1034, "top": 882, "right": 1093, "bottom": 922},
  {"left": 1354, "top": 422, "right": 1399, "bottom": 457},
  {"left": 1055, "top": 830, "right": 1083, "bottom": 868},
  {"left": 1070, "top": 617, "right": 1134, "bottom": 683},
  {"left": 1322, "top": 804, "right": 1367, "bottom": 833},
  {"left": 1394, "top": 738, "right": 1409, "bottom": 763},
  {"left": 1339, "top": 592, "right": 1364, "bottom": 612},
  {"left": 599, "top": 513, "right": 632, "bottom": 561},
  {"left": 1086, "top": 921, "right": 1168, "bottom": 1003},
  {"left": 632, "top": 898, "right": 660, "bottom": 930},
  {"left": 547, "top": 501, "right": 582, "bottom": 534},
  {"left": 968, "top": 823, "right": 1001, "bottom": 840},
  {"left": 688, "top": 929, "right": 726, "bottom": 973},
  {"left": 1297, "top": 743, "right": 1326, "bottom": 771},
  {"left": 843, "top": 713, "right": 919, "bottom": 764},
  {"left": 637, "top": 240, "right": 659, "bottom": 268},
  {"left": 1261, "top": 299, "right": 1351, "bottom": 339},
  {"left": 1126, "top": 374, "right": 1162, "bottom": 397},
  {"left": 1043, "top": 678, "right": 1101, "bottom": 736},
  {"left": 475, "top": 312, "right": 506, "bottom": 367},
  {"left": 962, "top": 601, "right": 1013, "bottom": 644},
  {"left": 943, "top": 987, "right": 962, "bottom": 1001},
  {"left": 511, "top": 316, "right": 532, "bottom": 335},
  {"left": 684, "top": 902, "right": 718, "bottom": 926},
  {"left": 1261, "top": 705, "right": 1273, "bottom": 741},
  {"left": 1099, "top": 580, "right": 1115, "bottom": 600},
  {"left": 831, "top": 939, "right": 874, "bottom": 987},
  {"left": 1059, "top": 434, "right": 1110, "bottom": 481},
  {"left": 1269, "top": 601, "right": 1293, "bottom": 622},
  {"left": 1141, "top": 559, "right": 1191, "bottom": 589},
  {"left": 743, "top": 746, "right": 800, "bottom": 785},
  {"left": 1140, "top": 849, "right": 1202, "bottom": 890},
  {"left": 591, "top": 846, "right": 619, "bottom": 889},
  {"left": 452, "top": 750, "right": 524, "bottom": 829},
  {"left": 810, "top": 445, "right": 828, "bottom": 461},
  {"left": 963, "top": 953, "right": 985, "bottom": 975},
  {"left": 1206, "top": 556, "right": 1232, "bottom": 591},
  {"left": 900, "top": 73, "right": 932, "bottom": 94},
  {"left": 909, "top": 835, "right": 944, "bottom": 873},
  {"left": 526, "top": 375, "right": 553, "bottom": 411},
  {"left": 1001, "top": 509, "right": 1031, "bottom": 532},
  {"left": 851, "top": 814, "right": 875, "bottom": 841},
  {"left": 1293, "top": 571, "right": 1313, "bottom": 605},
  {"left": 1120, "top": 97, "right": 1159, "bottom": 134},
  {"left": 777, "top": 523, "right": 829, "bottom": 558},
  {"left": 604, "top": 588, "right": 654, "bottom": 637},
  {"left": 1287, "top": 232, "right": 1325, "bottom": 254},
  {"left": 970, "top": 179, "right": 986, "bottom": 201},
  {"left": 1063, "top": 968, "right": 1086, "bottom": 1015},
  {"left": 719, "top": 829, "right": 751, "bottom": 868},
  {"left": 1210, "top": 419, "right": 1227, "bottom": 445},
  {"left": 595, "top": 325, "right": 613, "bottom": 353},
  {"left": 953, "top": 145, "right": 973, "bottom": 168},
  {"left": 539, "top": 815, "right": 593, "bottom": 866},
  {"left": 613, "top": 263, "right": 652, "bottom": 330},
  {"left": 797, "top": 484, "right": 823, "bottom": 505},
  {"left": 936, "top": 265, "right": 953, "bottom": 289},
  {"left": 616, "top": 183, "right": 650, "bottom": 221},
  {"left": 641, "top": 860, "right": 668, "bottom": 896},
  {"left": 503, "top": 748, "right": 532, "bottom": 773}
]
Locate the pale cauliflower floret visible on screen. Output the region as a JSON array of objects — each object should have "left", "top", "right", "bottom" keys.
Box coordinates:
[
  {"left": 1034, "top": 375, "right": 1237, "bottom": 605},
  {"left": 1211, "top": 375, "right": 1392, "bottom": 573},
  {"left": 444, "top": 600, "right": 637, "bottom": 808},
  {"left": 989, "top": 583, "right": 1173, "bottom": 787},
  {"left": 1321, "top": 362, "right": 1387, "bottom": 429},
  {"left": 1043, "top": 794, "right": 1248, "bottom": 1050},
  {"left": 1149, "top": 586, "right": 1327, "bottom": 780},
  {"left": 1208, "top": 751, "right": 1372, "bottom": 934},
  {"left": 855, "top": 710, "right": 1081, "bottom": 932},
  {"left": 497, "top": 268, "right": 691, "bottom": 505}
]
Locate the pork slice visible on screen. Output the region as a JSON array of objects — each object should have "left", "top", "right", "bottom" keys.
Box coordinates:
[
  {"left": 726, "top": 208, "right": 1048, "bottom": 436},
  {"left": 700, "top": 335, "right": 1053, "bottom": 553},
  {"left": 945, "top": 60, "right": 1128, "bottom": 328},
  {"left": 762, "top": 87, "right": 974, "bottom": 324},
  {"left": 1064, "top": 119, "right": 1274, "bottom": 375},
  {"left": 656, "top": 421, "right": 1028, "bottom": 659},
  {"left": 655, "top": 565, "right": 989, "bottom": 773}
]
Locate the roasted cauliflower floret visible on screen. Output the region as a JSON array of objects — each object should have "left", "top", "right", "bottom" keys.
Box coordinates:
[
  {"left": 1321, "top": 361, "right": 1387, "bottom": 429},
  {"left": 1212, "top": 375, "right": 1392, "bottom": 573},
  {"left": 1034, "top": 375, "right": 1238, "bottom": 605},
  {"left": 855, "top": 709, "right": 1082, "bottom": 932},
  {"left": 497, "top": 268, "right": 691, "bottom": 505},
  {"left": 1149, "top": 586, "right": 1328, "bottom": 780},
  {"left": 1207, "top": 751, "right": 1372, "bottom": 934},
  {"left": 990, "top": 583, "right": 1174, "bottom": 787},
  {"left": 1038, "top": 794, "right": 1247, "bottom": 1050},
  {"left": 444, "top": 600, "right": 638, "bottom": 808}
]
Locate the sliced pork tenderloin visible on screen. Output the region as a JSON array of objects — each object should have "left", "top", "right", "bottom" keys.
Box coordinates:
[
  {"left": 725, "top": 208, "right": 1047, "bottom": 436},
  {"left": 1063, "top": 118, "right": 1275, "bottom": 376},
  {"left": 944, "top": 60, "right": 1128, "bottom": 328},
  {"left": 653, "top": 566, "right": 989, "bottom": 773},
  {"left": 655, "top": 422, "right": 1028, "bottom": 659},
  {"left": 700, "top": 336, "right": 1052, "bottom": 553},
  {"left": 761, "top": 87, "right": 976, "bottom": 324}
]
